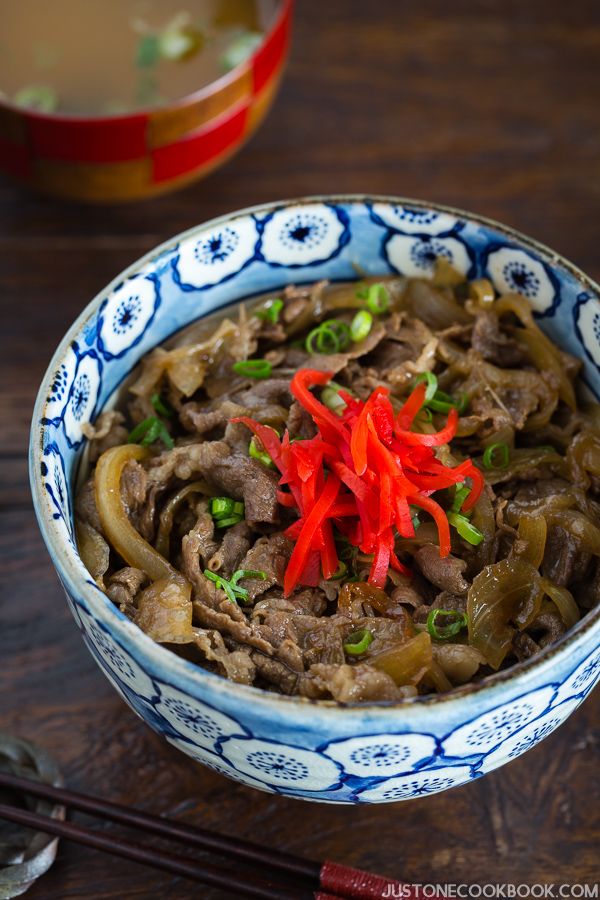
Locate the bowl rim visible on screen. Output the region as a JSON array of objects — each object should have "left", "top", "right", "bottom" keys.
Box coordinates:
[
  {"left": 30, "top": 193, "right": 600, "bottom": 716},
  {"left": 0, "top": 0, "right": 292, "bottom": 123}
]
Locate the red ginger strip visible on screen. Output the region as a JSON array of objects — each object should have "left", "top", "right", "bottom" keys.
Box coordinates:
[{"left": 233, "top": 368, "right": 480, "bottom": 595}]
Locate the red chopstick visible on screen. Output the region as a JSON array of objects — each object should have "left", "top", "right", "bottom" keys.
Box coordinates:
[{"left": 0, "top": 771, "right": 411, "bottom": 899}]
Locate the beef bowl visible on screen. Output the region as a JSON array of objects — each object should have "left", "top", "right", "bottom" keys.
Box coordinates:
[{"left": 30, "top": 197, "right": 600, "bottom": 803}]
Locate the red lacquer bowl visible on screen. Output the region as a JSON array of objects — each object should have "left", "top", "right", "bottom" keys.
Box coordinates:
[{"left": 0, "top": 0, "right": 292, "bottom": 201}]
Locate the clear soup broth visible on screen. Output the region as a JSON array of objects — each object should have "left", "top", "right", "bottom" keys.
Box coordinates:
[{"left": 1, "top": 0, "right": 279, "bottom": 116}]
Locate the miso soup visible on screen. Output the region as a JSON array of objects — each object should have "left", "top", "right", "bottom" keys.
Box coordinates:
[{"left": 1, "top": 0, "right": 279, "bottom": 116}]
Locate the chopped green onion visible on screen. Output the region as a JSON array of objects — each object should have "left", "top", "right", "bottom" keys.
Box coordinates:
[
  {"left": 233, "top": 359, "right": 272, "bottom": 379},
  {"left": 427, "top": 609, "right": 468, "bottom": 641},
  {"left": 221, "top": 30, "right": 263, "bottom": 72},
  {"left": 14, "top": 83, "right": 58, "bottom": 113},
  {"left": 231, "top": 569, "right": 267, "bottom": 584},
  {"left": 204, "top": 568, "right": 265, "bottom": 604},
  {"left": 427, "top": 390, "right": 468, "bottom": 415},
  {"left": 416, "top": 406, "right": 433, "bottom": 423},
  {"left": 482, "top": 442, "right": 510, "bottom": 469},
  {"left": 210, "top": 497, "right": 235, "bottom": 518},
  {"left": 427, "top": 389, "right": 457, "bottom": 413},
  {"left": 350, "top": 310, "right": 373, "bottom": 343},
  {"left": 452, "top": 484, "right": 471, "bottom": 513},
  {"left": 128, "top": 416, "right": 173, "bottom": 450},
  {"left": 414, "top": 371, "right": 439, "bottom": 403},
  {"left": 204, "top": 569, "right": 237, "bottom": 603},
  {"left": 305, "top": 321, "right": 351, "bottom": 354},
  {"left": 343, "top": 628, "right": 374, "bottom": 655},
  {"left": 321, "top": 382, "right": 348, "bottom": 414},
  {"left": 136, "top": 34, "right": 161, "bottom": 68},
  {"left": 214, "top": 515, "right": 243, "bottom": 528},
  {"left": 362, "top": 283, "right": 390, "bottom": 314},
  {"left": 330, "top": 561, "right": 348, "bottom": 581},
  {"left": 232, "top": 501, "right": 244, "bottom": 517},
  {"left": 249, "top": 436, "right": 275, "bottom": 468},
  {"left": 151, "top": 392, "right": 174, "bottom": 419},
  {"left": 254, "top": 298, "right": 284, "bottom": 324},
  {"left": 448, "top": 511, "right": 484, "bottom": 545}
]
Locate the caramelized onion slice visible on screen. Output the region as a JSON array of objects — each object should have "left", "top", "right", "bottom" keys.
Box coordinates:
[
  {"left": 468, "top": 558, "right": 543, "bottom": 669},
  {"left": 540, "top": 578, "right": 580, "bottom": 629},
  {"left": 432, "top": 643, "right": 486, "bottom": 685},
  {"left": 513, "top": 515, "right": 547, "bottom": 569},
  {"left": 337, "top": 581, "right": 391, "bottom": 618},
  {"left": 95, "top": 444, "right": 185, "bottom": 584},
  {"left": 369, "top": 631, "right": 432, "bottom": 686}
]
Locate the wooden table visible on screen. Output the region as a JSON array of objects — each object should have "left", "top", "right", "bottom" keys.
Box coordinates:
[{"left": 1, "top": 1, "right": 599, "bottom": 896}]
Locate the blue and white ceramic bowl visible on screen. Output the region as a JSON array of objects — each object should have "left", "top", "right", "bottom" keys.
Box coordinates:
[{"left": 30, "top": 196, "right": 600, "bottom": 804}]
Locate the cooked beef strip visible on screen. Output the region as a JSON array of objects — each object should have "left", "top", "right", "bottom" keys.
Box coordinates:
[
  {"left": 542, "top": 526, "right": 586, "bottom": 587},
  {"left": 414, "top": 545, "right": 469, "bottom": 594},
  {"left": 471, "top": 311, "right": 527, "bottom": 367},
  {"left": 75, "top": 477, "right": 103, "bottom": 534},
  {"left": 147, "top": 441, "right": 280, "bottom": 524},
  {"left": 207, "top": 522, "right": 252, "bottom": 578},
  {"left": 106, "top": 567, "right": 148, "bottom": 612}
]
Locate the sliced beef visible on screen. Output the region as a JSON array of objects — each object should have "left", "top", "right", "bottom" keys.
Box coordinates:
[
  {"left": 251, "top": 652, "right": 300, "bottom": 694},
  {"left": 120, "top": 459, "right": 147, "bottom": 521},
  {"left": 106, "top": 567, "right": 148, "bottom": 611},
  {"left": 82, "top": 410, "right": 129, "bottom": 461},
  {"left": 180, "top": 501, "right": 218, "bottom": 589},
  {"left": 237, "top": 534, "right": 293, "bottom": 599},
  {"left": 414, "top": 545, "right": 469, "bottom": 594},
  {"left": 207, "top": 522, "right": 252, "bottom": 578},
  {"left": 179, "top": 399, "right": 246, "bottom": 435},
  {"left": 195, "top": 630, "right": 256, "bottom": 685},
  {"left": 287, "top": 401, "right": 317, "bottom": 440},
  {"left": 282, "top": 323, "right": 387, "bottom": 375},
  {"left": 542, "top": 526, "right": 583, "bottom": 586},
  {"left": 471, "top": 312, "right": 526, "bottom": 367},
  {"left": 147, "top": 441, "right": 280, "bottom": 524},
  {"left": 75, "top": 477, "right": 103, "bottom": 534}
]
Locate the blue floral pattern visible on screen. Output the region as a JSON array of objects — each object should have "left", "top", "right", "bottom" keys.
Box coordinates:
[
  {"left": 483, "top": 246, "right": 557, "bottom": 314},
  {"left": 62, "top": 351, "right": 102, "bottom": 448},
  {"left": 153, "top": 682, "right": 247, "bottom": 750},
  {"left": 40, "top": 442, "right": 73, "bottom": 544},
  {"left": 370, "top": 203, "right": 461, "bottom": 235},
  {"left": 440, "top": 686, "right": 556, "bottom": 758},
  {"left": 32, "top": 197, "right": 600, "bottom": 804},
  {"left": 357, "top": 765, "right": 475, "bottom": 802},
  {"left": 321, "top": 733, "right": 436, "bottom": 777},
  {"left": 219, "top": 736, "right": 342, "bottom": 791},
  {"left": 478, "top": 698, "right": 583, "bottom": 773},
  {"left": 260, "top": 204, "right": 350, "bottom": 267},
  {"left": 165, "top": 737, "right": 276, "bottom": 792},
  {"left": 553, "top": 646, "right": 600, "bottom": 706},
  {"left": 97, "top": 274, "right": 160, "bottom": 360},
  {"left": 173, "top": 217, "right": 260, "bottom": 290},
  {"left": 384, "top": 233, "right": 472, "bottom": 278},
  {"left": 76, "top": 604, "right": 157, "bottom": 701},
  {"left": 574, "top": 293, "right": 600, "bottom": 371}
]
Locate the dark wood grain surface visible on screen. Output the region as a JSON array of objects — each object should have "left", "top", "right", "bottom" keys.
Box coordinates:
[{"left": 1, "top": 1, "right": 599, "bottom": 897}]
